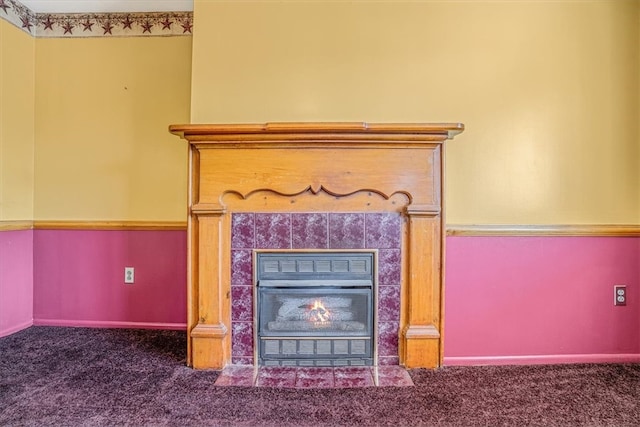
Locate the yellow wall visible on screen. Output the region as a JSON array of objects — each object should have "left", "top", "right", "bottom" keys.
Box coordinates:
[
  {"left": 0, "top": 20, "right": 35, "bottom": 221},
  {"left": 191, "top": 0, "right": 640, "bottom": 225},
  {"left": 34, "top": 36, "right": 192, "bottom": 221}
]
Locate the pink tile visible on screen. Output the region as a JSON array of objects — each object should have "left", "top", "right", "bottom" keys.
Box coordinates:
[
  {"left": 231, "top": 321, "right": 253, "bottom": 357},
  {"left": 221, "top": 365, "right": 256, "bottom": 377},
  {"left": 255, "top": 213, "right": 291, "bottom": 249},
  {"left": 231, "top": 356, "right": 254, "bottom": 366},
  {"left": 329, "top": 213, "right": 365, "bottom": 249},
  {"left": 213, "top": 375, "right": 251, "bottom": 386},
  {"left": 295, "top": 367, "right": 335, "bottom": 380},
  {"left": 378, "top": 248, "right": 401, "bottom": 286},
  {"left": 231, "top": 286, "right": 253, "bottom": 321},
  {"left": 231, "top": 213, "right": 255, "bottom": 249},
  {"left": 257, "top": 376, "right": 297, "bottom": 388},
  {"left": 292, "top": 213, "right": 328, "bottom": 249},
  {"left": 378, "top": 356, "right": 400, "bottom": 366},
  {"left": 378, "top": 286, "right": 400, "bottom": 322},
  {"left": 214, "top": 366, "right": 413, "bottom": 388},
  {"left": 333, "top": 367, "right": 375, "bottom": 388},
  {"left": 295, "top": 376, "right": 335, "bottom": 389},
  {"left": 231, "top": 250, "right": 253, "bottom": 286},
  {"left": 294, "top": 367, "right": 335, "bottom": 388},
  {"left": 377, "top": 321, "right": 400, "bottom": 357},
  {"left": 374, "top": 366, "right": 414, "bottom": 387},
  {"left": 256, "top": 367, "right": 297, "bottom": 388},
  {"left": 365, "top": 213, "right": 401, "bottom": 249},
  {"left": 214, "top": 365, "right": 256, "bottom": 387}
]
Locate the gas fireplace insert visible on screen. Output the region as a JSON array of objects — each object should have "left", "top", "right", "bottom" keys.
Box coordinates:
[{"left": 255, "top": 251, "right": 376, "bottom": 366}]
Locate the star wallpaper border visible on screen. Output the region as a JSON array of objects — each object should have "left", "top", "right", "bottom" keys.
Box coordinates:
[{"left": 1, "top": 0, "right": 193, "bottom": 38}]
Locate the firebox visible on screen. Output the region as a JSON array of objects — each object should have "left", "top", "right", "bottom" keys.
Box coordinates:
[{"left": 255, "top": 251, "right": 376, "bottom": 366}]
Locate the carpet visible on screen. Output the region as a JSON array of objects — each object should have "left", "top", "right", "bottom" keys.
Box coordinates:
[{"left": 1, "top": 326, "right": 638, "bottom": 426}]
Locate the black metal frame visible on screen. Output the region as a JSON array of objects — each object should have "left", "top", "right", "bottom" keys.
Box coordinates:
[{"left": 255, "top": 251, "right": 376, "bottom": 366}]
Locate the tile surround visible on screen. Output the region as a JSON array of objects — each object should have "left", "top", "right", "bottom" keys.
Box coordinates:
[
  {"left": 230, "top": 212, "right": 402, "bottom": 366},
  {"left": 292, "top": 213, "right": 328, "bottom": 249},
  {"left": 328, "top": 213, "right": 365, "bottom": 249}
]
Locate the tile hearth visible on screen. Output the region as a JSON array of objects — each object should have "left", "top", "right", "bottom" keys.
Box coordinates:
[{"left": 214, "top": 365, "right": 414, "bottom": 388}]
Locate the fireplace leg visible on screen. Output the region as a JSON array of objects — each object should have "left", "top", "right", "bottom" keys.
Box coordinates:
[
  {"left": 401, "top": 324, "right": 441, "bottom": 368},
  {"left": 190, "top": 323, "right": 230, "bottom": 369},
  {"left": 403, "top": 210, "right": 443, "bottom": 368}
]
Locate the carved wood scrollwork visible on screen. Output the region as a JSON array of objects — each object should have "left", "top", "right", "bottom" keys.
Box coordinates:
[{"left": 220, "top": 186, "right": 412, "bottom": 213}]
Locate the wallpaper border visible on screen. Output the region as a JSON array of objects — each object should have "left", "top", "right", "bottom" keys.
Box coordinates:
[{"left": 0, "top": 0, "right": 193, "bottom": 38}]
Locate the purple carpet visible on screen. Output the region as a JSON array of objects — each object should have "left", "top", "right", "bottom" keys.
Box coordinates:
[{"left": 1, "top": 326, "right": 638, "bottom": 426}]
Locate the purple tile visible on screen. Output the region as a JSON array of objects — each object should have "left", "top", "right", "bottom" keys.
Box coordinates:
[
  {"left": 255, "top": 213, "right": 291, "bottom": 249},
  {"left": 377, "top": 321, "right": 399, "bottom": 357},
  {"left": 375, "top": 366, "right": 414, "bottom": 387},
  {"left": 365, "top": 213, "right": 401, "bottom": 249},
  {"left": 332, "top": 366, "right": 372, "bottom": 378},
  {"left": 328, "top": 213, "right": 365, "bottom": 249},
  {"left": 378, "top": 356, "right": 400, "bottom": 366},
  {"left": 214, "top": 365, "right": 256, "bottom": 387},
  {"left": 333, "top": 367, "right": 375, "bottom": 388},
  {"left": 214, "top": 374, "right": 255, "bottom": 387},
  {"left": 296, "top": 368, "right": 335, "bottom": 388},
  {"left": 295, "top": 367, "right": 335, "bottom": 380},
  {"left": 256, "top": 367, "right": 297, "bottom": 388},
  {"left": 259, "top": 366, "right": 297, "bottom": 378},
  {"left": 231, "top": 321, "right": 253, "bottom": 358},
  {"left": 231, "top": 250, "right": 253, "bottom": 286},
  {"left": 231, "top": 356, "right": 254, "bottom": 366},
  {"left": 220, "top": 365, "right": 256, "bottom": 377},
  {"left": 378, "top": 286, "right": 400, "bottom": 322},
  {"left": 378, "top": 249, "right": 401, "bottom": 286},
  {"left": 257, "top": 375, "right": 297, "bottom": 388},
  {"left": 231, "top": 213, "right": 255, "bottom": 249},
  {"left": 295, "top": 377, "right": 335, "bottom": 389},
  {"left": 231, "top": 286, "right": 253, "bottom": 322},
  {"left": 292, "top": 213, "right": 328, "bottom": 249}
]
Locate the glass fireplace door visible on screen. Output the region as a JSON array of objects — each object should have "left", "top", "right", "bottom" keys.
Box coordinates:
[{"left": 255, "top": 251, "right": 376, "bottom": 366}]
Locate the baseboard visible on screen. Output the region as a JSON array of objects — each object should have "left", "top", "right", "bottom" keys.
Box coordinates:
[
  {"left": 33, "top": 319, "right": 187, "bottom": 331},
  {"left": 443, "top": 354, "right": 640, "bottom": 366},
  {"left": 0, "top": 319, "right": 34, "bottom": 338}
]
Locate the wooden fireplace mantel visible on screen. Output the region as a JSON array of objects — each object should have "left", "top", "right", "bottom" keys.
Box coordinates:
[{"left": 170, "top": 122, "right": 464, "bottom": 369}]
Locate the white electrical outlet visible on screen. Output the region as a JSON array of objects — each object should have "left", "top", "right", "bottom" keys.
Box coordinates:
[
  {"left": 614, "top": 285, "right": 626, "bottom": 306},
  {"left": 124, "top": 267, "right": 135, "bottom": 284}
]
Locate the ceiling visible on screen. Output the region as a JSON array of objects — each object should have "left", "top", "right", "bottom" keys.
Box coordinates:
[{"left": 20, "top": 1, "right": 193, "bottom": 13}]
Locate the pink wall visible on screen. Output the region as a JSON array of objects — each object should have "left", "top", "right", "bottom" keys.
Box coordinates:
[
  {"left": 33, "top": 230, "right": 187, "bottom": 329},
  {"left": 444, "top": 236, "right": 640, "bottom": 365},
  {"left": 6, "top": 229, "right": 639, "bottom": 365},
  {"left": 0, "top": 230, "right": 34, "bottom": 337}
]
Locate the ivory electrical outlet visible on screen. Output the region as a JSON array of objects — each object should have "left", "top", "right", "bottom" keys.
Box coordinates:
[
  {"left": 614, "top": 285, "right": 626, "bottom": 306},
  {"left": 125, "top": 267, "right": 135, "bottom": 284}
]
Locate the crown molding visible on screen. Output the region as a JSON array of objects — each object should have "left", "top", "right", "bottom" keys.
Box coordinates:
[{"left": 1, "top": 0, "right": 193, "bottom": 37}]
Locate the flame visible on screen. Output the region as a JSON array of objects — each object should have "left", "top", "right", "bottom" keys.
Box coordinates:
[{"left": 310, "top": 300, "right": 330, "bottom": 322}]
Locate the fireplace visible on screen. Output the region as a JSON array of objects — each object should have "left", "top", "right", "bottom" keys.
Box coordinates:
[
  {"left": 169, "top": 122, "right": 464, "bottom": 369},
  {"left": 255, "top": 251, "right": 376, "bottom": 366}
]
